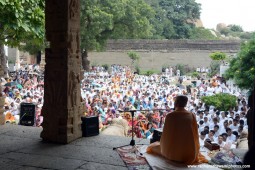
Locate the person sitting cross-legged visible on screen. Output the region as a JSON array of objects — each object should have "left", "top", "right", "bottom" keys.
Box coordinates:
[{"left": 147, "top": 95, "right": 208, "bottom": 165}]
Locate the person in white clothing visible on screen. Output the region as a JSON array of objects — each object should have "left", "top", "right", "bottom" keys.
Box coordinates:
[
  {"left": 219, "top": 111, "right": 228, "bottom": 125},
  {"left": 216, "top": 135, "right": 226, "bottom": 148},
  {"left": 239, "top": 119, "right": 248, "bottom": 130},
  {"left": 198, "top": 120, "right": 205, "bottom": 133},
  {"left": 226, "top": 128, "right": 237, "bottom": 143},
  {"left": 213, "top": 125, "right": 220, "bottom": 138},
  {"left": 228, "top": 111, "right": 235, "bottom": 119},
  {"left": 237, "top": 125, "right": 243, "bottom": 136},
  {"left": 196, "top": 111, "right": 204, "bottom": 122},
  {"left": 214, "top": 85, "right": 222, "bottom": 94},
  {"left": 199, "top": 131, "right": 206, "bottom": 147},
  {"left": 222, "top": 132, "right": 236, "bottom": 150},
  {"left": 203, "top": 116, "right": 210, "bottom": 127},
  {"left": 206, "top": 84, "right": 214, "bottom": 96},
  {"left": 205, "top": 130, "right": 216, "bottom": 142},
  {"left": 239, "top": 112, "right": 247, "bottom": 125},
  {"left": 209, "top": 117, "right": 219, "bottom": 130},
  {"left": 219, "top": 120, "right": 229, "bottom": 135},
  {"left": 229, "top": 119, "right": 239, "bottom": 132}
]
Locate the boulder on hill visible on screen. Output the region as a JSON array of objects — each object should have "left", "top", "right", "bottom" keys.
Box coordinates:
[{"left": 216, "top": 23, "right": 227, "bottom": 32}]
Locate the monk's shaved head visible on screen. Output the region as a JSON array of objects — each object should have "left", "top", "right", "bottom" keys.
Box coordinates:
[{"left": 174, "top": 95, "right": 188, "bottom": 108}]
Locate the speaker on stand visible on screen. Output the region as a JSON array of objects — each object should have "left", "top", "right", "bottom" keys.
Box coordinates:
[{"left": 81, "top": 116, "right": 99, "bottom": 137}]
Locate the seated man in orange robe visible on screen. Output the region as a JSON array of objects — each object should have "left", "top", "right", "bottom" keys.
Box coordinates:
[{"left": 147, "top": 95, "right": 208, "bottom": 165}]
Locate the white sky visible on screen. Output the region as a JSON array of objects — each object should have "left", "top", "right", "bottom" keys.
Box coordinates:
[{"left": 195, "top": 0, "right": 255, "bottom": 32}]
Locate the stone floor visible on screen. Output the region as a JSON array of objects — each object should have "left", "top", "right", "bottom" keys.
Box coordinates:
[
  {"left": 0, "top": 124, "right": 249, "bottom": 170},
  {"left": 0, "top": 124, "right": 149, "bottom": 170}
]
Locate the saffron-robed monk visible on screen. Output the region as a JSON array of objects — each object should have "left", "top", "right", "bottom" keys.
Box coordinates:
[{"left": 147, "top": 95, "right": 208, "bottom": 165}]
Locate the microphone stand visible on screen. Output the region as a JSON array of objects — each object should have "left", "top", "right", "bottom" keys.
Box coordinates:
[
  {"left": 130, "top": 110, "right": 136, "bottom": 146},
  {"left": 113, "top": 110, "right": 137, "bottom": 150},
  {"left": 113, "top": 108, "right": 168, "bottom": 154}
]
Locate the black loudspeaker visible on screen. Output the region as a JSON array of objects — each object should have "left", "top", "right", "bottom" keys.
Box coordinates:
[
  {"left": 81, "top": 116, "right": 99, "bottom": 137},
  {"left": 20, "top": 103, "right": 36, "bottom": 126},
  {"left": 150, "top": 128, "right": 163, "bottom": 143}
]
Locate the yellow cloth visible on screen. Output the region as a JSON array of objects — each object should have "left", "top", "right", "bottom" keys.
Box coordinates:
[{"left": 147, "top": 108, "right": 208, "bottom": 165}]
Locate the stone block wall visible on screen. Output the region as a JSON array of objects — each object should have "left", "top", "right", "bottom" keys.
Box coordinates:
[
  {"left": 105, "top": 39, "right": 241, "bottom": 52},
  {"left": 88, "top": 40, "right": 241, "bottom": 71}
]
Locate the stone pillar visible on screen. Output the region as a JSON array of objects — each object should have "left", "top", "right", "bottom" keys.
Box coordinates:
[
  {"left": 40, "top": 54, "right": 46, "bottom": 70},
  {"left": 0, "top": 48, "right": 5, "bottom": 125},
  {"left": 0, "top": 82, "right": 5, "bottom": 125},
  {"left": 0, "top": 45, "right": 8, "bottom": 77},
  {"left": 15, "top": 49, "right": 21, "bottom": 70},
  {"left": 41, "top": 0, "right": 82, "bottom": 143}
]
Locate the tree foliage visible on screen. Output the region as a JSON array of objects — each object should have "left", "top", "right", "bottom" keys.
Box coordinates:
[
  {"left": 229, "top": 24, "right": 243, "bottom": 32},
  {"left": 218, "top": 24, "right": 253, "bottom": 40},
  {"left": 128, "top": 51, "right": 140, "bottom": 62},
  {"left": 80, "top": 0, "right": 154, "bottom": 70},
  {"left": 220, "top": 28, "right": 231, "bottom": 36},
  {"left": 80, "top": 0, "right": 154, "bottom": 52},
  {"left": 189, "top": 28, "right": 218, "bottom": 40},
  {"left": 209, "top": 52, "right": 227, "bottom": 61},
  {"left": 128, "top": 51, "right": 140, "bottom": 72},
  {"left": 208, "top": 52, "right": 227, "bottom": 77},
  {"left": 201, "top": 94, "right": 237, "bottom": 111},
  {"left": 0, "top": 0, "right": 45, "bottom": 47},
  {"left": 208, "top": 60, "right": 220, "bottom": 77},
  {"left": 0, "top": 0, "right": 45, "bottom": 75},
  {"left": 19, "top": 38, "right": 46, "bottom": 55},
  {"left": 134, "top": 0, "right": 203, "bottom": 39},
  {"left": 145, "top": 0, "right": 174, "bottom": 39},
  {"left": 225, "top": 34, "right": 255, "bottom": 91},
  {"left": 155, "top": 0, "right": 200, "bottom": 39}
]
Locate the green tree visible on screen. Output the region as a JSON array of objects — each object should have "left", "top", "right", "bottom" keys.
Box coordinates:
[
  {"left": 128, "top": 51, "right": 140, "bottom": 71},
  {"left": 240, "top": 32, "right": 254, "bottom": 40},
  {"left": 175, "top": 64, "right": 194, "bottom": 75},
  {"left": 220, "top": 28, "right": 231, "bottom": 36},
  {"left": 146, "top": 0, "right": 175, "bottom": 39},
  {"left": 156, "top": 0, "right": 201, "bottom": 39},
  {"left": 209, "top": 52, "right": 227, "bottom": 61},
  {"left": 19, "top": 36, "right": 46, "bottom": 56},
  {"left": 201, "top": 94, "right": 237, "bottom": 111},
  {"left": 225, "top": 34, "right": 255, "bottom": 91},
  {"left": 189, "top": 27, "right": 218, "bottom": 40},
  {"left": 229, "top": 24, "right": 243, "bottom": 32},
  {"left": 175, "top": 64, "right": 186, "bottom": 75},
  {"left": 80, "top": 0, "right": 154, "bottom": 70},
  {"left": 0, "top": 0, "right": 45, "bottom": 75},
  {"left": 128, "top": 51, "right": 140, "bottom": 62},
  {"left": 208, "top": 60, "right": 220, "bottom": 77},
  {"left": 208, "top": 52, "right": 227, "bottom": 77}
]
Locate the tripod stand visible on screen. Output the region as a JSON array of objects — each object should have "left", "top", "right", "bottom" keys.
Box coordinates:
[
  {"left": 113, "top": 108, "right": 167, "bottom": 155},
  {"left": 113, "top": 110, "right": 143, "bottom": 155}
]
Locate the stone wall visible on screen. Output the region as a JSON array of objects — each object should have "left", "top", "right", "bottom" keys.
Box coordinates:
[
  {"left": 105, "top": 39, "right": 241, "bottom": 52},
  {"left": 88, "top": 40, "right": 241, "bottom": 71}
]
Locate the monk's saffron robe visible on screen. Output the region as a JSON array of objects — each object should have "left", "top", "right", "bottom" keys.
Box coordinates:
[{"left": 147, "top": 108, "right": 208, "bottom": 165}]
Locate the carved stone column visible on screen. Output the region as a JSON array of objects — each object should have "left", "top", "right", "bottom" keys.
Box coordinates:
[
  {"left": 41, "top": 0, "right": 82, "bottom": 143},
  {"left": 0, "top": 52, "right": 5, "bottom": 125},
  {"left": 15, "top": 49, "right": 21, "bottom": 70},
  {"left": 0, "top": 83, "right": 5, "bottom": 125}
]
